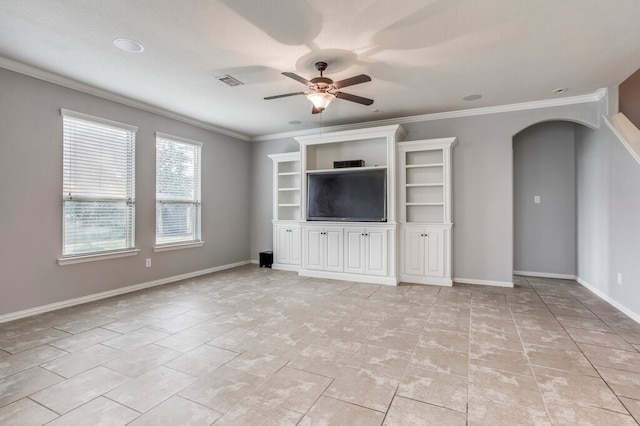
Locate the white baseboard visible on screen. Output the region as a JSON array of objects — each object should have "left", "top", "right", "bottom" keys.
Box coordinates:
[
  {"left": 514, "top": 270, "right": 577, "bottom": 280},
  {"left": 272, "top": 263, "right": 300, "bottom": 272},
  {"left": 0, "top": 260, "right": 250, "bottom": 324},
  {"left": 576, "top": 277, "right": 640, "bottom": 325},
  {"left": 399, "top": 274, "right": 452, "bottom": 287},
  {"left": 298, "top": 269, "right": 398, "bottom": 286},
  {"left": 453, "top": 277, "right": 514, "bottom": 288},
  {"left": 249, "top": 259, "right": 259, "bottom": 264}
]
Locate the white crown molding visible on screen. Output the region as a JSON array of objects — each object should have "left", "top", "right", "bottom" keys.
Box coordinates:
[
  {"left": 0, "top": 260, "right": 250, "bottom": 323},
  {"left": 253, "top": 88, "right": 608, "bottom": 142},
  {"left": 0, "top": 56, "right": 251, "bottom": 141},
  {"left": 1, "top": 56, "right": 607, "bottom": 144}
]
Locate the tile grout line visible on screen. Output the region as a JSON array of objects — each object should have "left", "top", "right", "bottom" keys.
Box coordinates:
[
  {"left": 533, "top": 279, "right": 639, "bottom": 421},
  {"left": 510, "top": 276, "right": 554, "bottom": 423}
]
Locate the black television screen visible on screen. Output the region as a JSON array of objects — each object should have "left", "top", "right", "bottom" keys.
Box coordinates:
[{"left": 307, "top": 168, "right": 387, "bottom": 222}]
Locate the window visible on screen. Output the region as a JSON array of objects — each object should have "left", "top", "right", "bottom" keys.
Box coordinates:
[
  {"left": 155, "top": 133, "right": 202, "bottom": 246},
  {"left": 62, "top": 109, "right": 137, "bottom": 257}
]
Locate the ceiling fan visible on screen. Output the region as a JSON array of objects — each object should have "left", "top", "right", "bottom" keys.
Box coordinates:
[{"left": 264, "top": 61, "right": 374, "bottom": 114}]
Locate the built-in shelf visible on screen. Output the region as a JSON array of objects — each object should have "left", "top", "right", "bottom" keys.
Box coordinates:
[
  {"left": 293, "top": 124, "right": 406, "bottom": 285},
  {"left": 398, "top": 137, "right": 456, "bottom": 287},
  {"left": 268, "top": 152, "right": 301, "bottom": 222},
  {"left": 306, "top": 165, "right": 387, "bottom": 174},
  {"left": 405, "top": 163, "right": 444, "bottom": 169}
]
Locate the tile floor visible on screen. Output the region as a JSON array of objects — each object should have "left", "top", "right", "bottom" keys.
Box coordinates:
[{"left": 1, "top": 265, "right": 640, "bottom": 425}]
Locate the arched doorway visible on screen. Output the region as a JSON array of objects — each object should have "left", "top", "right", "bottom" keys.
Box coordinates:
[{"left": 513, "top": 121, "right": 581, "bottom": 279}]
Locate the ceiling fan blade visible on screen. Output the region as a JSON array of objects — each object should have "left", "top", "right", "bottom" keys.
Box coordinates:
[
  {"left": 334, "top": 91, "right": 374, "bottom": 106},
  {"left": 282, "top": 72, "right": 310, "bottom": 86},
  {"left": 312, "top": 105, "right": 323, "bottom": 114},
  {"left": 264, "top": 92, "right": 306, "bottom": 100},
  {"left": 332, "top": 74, "right": 371, "bottom": 89}
]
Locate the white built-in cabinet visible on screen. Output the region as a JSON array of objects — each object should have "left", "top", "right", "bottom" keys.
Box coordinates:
[
  {"left": 344, "top": 227, "right": 388, "bottom": 276},
  {"left": 398, "top": 138, "right": 457, "bottom": 286},
  {"left": 294, "top": 125, "right": 405, "bottom": 286},
  {"left": 268, "top": 152, "right": 302, "bottom": 271},
  {"left": 400, "top": 225, "right": 450, "bottom": 285},
  {"left": 267, "top": 128, "right": 456, "bottom": 286},
  {"left": 274, "top": 224, "right": 300, "bottom": 267},
  {"left": 303, "top": 226, "right": 344, "bottom": 272}
]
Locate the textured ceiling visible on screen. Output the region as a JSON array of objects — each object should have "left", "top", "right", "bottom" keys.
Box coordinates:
[{"left": 1, "top": 0, "right": 640, "bottom": 138}]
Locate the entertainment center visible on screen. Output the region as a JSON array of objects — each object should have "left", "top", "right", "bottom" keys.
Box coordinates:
[{"left": 269, "top": 124, "right": 457, "bottom": 286}]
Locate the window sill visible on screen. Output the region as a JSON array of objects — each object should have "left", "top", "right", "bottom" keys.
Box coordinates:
[
  {"left": 153, "top": 241, "right": 205, "bottom": 252},
  {"left": 58, "top": 249, "right": 140, "bottom": 266}
]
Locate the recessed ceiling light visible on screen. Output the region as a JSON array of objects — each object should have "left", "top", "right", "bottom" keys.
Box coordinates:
[
  {"left": 553, "top": 87, "right": 567, "bottom": 94},
  {"left": 463, "top": 94, "right": 482, "bottom": 101},
  {"left": 288, "top": 120, "right": 302, "bottom": 125},
  {"left": 113, "top": 38, "right": 144, "bottom": 53}
]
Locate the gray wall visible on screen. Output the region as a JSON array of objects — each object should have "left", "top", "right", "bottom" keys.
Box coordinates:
[
  {"left": 0, "top": 68, "right": 251, "bottom": 316},
  {"left": 576, "top": 120, "right": 640, "bottom": 317},
  {"left": 513, "top": 122, "right": 576, "bottom": 276},
  {"left": 250, "top": 104, "right": 601, "bottom": 285},
  {"left": 4, "top": 64, "right": 640, "bottom": 322}
]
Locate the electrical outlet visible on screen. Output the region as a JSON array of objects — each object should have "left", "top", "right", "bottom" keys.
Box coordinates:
[
  {"left": 617, "top": 272, "right": 622, "bottom": 285},
  {"left": 146, "top": 258, "right": 151, "bottom": 268},
  {"left": 534, "top": 195, "right": 541, "bottom": 204}
]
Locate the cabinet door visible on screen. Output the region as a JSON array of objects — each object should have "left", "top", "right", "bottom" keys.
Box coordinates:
[
  {"left": 344, "top": 228, "right": 365, "bottom": 274},
  {"left": 304, "top": 227, "right": 324, "bottom": 271},
  {"left": 366, "top": 229, "right": 387, "bottom": 276},
  {"left": 275, "top": 225, "right": 291, "bottom": 264},
  {"left": 290, "top": 226, "right": 300, "bottom": 265},
  {"left": 424, "top": 228, "right": 444, "bottom": 277},
  {"left": 403, "top": 227, "right": 425, "bottom": 276},
  {"left": 324, "top": 228, "right": 344, "bottom": 272}
]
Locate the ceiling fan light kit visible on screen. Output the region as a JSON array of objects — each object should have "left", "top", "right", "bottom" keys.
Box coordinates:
[
  {"left": 265, "top": 61, "right": 373, "bottom": 114},
  {"left": 306, "top": 92, "right": 335, "bottom": 112}
]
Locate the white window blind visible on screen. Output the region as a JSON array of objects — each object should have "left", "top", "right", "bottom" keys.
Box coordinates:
[
  {"left": 155, "top": 133, "right": 202, "bottom": 245},
  {"left": 62, "top": 109, "right": 137, "bottom": 257}
]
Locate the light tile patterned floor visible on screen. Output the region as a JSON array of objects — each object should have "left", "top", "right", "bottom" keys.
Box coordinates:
[{"left": 1, "top": 265, "right": 640, "bottom": 425}]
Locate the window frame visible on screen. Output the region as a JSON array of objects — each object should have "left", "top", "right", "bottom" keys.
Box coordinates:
[
  {"left": 154, "top": 132, "right": 204, "bottom": 250},
  {"left": 58, "top": 109, "right": 139, "bottom": 265}
]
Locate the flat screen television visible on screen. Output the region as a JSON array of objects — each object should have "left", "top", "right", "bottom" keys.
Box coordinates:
[{"left": 307, "top": 168, "right": 387, "bottom": 222}]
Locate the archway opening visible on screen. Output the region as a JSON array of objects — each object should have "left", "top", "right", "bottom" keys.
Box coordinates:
[{"left": 512, "top": 120, "right": 589, "bottom": 280}]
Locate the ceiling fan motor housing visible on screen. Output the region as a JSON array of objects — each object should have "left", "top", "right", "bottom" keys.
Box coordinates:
[{"left": 310, "top": 76, "right": 333, "bottom": 91}]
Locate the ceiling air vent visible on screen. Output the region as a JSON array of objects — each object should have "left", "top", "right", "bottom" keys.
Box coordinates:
[{"left": 216, "top": 75, "right": 244, "bottom": 87}]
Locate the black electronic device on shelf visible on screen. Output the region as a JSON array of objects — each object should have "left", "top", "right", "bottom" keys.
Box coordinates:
[{"left": 333, "top": 159, "right": 365, "bottom": 168}]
